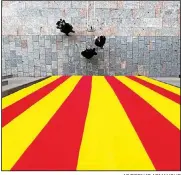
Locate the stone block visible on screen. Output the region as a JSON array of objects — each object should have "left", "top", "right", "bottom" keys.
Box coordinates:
[
  {"left": 71, "top": 1, "right": 87, "bottom": 8},
  {"left": 45, "top": 39, "right": 51, "bottom": 48},
  {"left": 45, "top": 36, "right": 51, "bottom": 40},
  {"left": 27, "top": 44, "right": 33, "bottom": 52},
  {"left": 57, "top": 35, "right": 63, "bottom": 42},
  {"left": 172, "top": 36, "right": 179, "bottom": 43},
  {"left": 5, "top": 60, "right": 11, "bottom": 69},
  {"left": 52, "top": 52, "right": 57, "bottom": 61},
  {"left": 163, "top": 1, "right": 180, "bottom": 10},
  {"left": 39, "top": 39, "right": 45, "bottom": 47},
  {"left": 33, "top": 49, "right": 40, "bottom": 59},
  {"left": 139, "top": 41, "right": 145, "bottom": 49},
  {"left": 138, "top": 49, "right": 144, "bottom": 58},
  {"left": 63, "top": 37, "right": 69, "bottom": 46},
  {"left": 161, "top": 40, "right": 168, "bottom": 49},
  {"left": 28, "top": 60, "right": 34, "bottom": 67},
  {"left": 33, "top": 42, "right": 39, "bottom": 50},
  {"left": 98, "top": 69, "right": 105, "bottom": 75},
  {"left": 34, "top": 59, "right": 40, "bottom": 67},
  {"left": 11, "top": 59, "right": 17, "bottom": 67},
  {"left": 120, "top": 45, "right": 127, "bottom": 52},
  {"left": 52, "top": 69, "right": 58, "bottom": 75},
  {"left": 45, "top": 56, "right": 52, "bottom": 65},
  {"left": 33, "top": 35, "right": 39, "bottom": 42},
  {"left": 121, "top": 37, "right": 127, "bottom": 44},
  {"left": 138, "top": 36, "right": 144, "bottom": 41},
  {"left": 52, "top": 61, "right": 58, "bottom": 69},
  {"left": 127, "top": 51, "right": 133, "bottom": 59},
  {"left": 123, "top": 1, "right": 139, "bottom": 9},
  {"left": 46, "top": 65, "right": 52, "bottom": 73},
  {"left": 144, "top": 45, "right": 149, "bottom": 51},
  {"left": 3, "top": 36, "right": 9, "bottom": 44},
  {"left": 133, "top": 38, "right": 138, "bottom": 47},
  {"left": 121, "top": 52, "right": 127, "bottom": 59},
  {"left": 17, "top": 72, "right": 23, "bottom": 77},
  {"left": 6, "top": 69, "right": 12, "bottom": 75},
  {"left": 56, "top": 41, "right": 63, "bottom": 50},
  {"left": 143, "top": 18, "right": 162, "bottom": 28},
  {"left": 17, "top": 64, "right": 23, "bottom": 72},
  {"left": 69, "top": 47, "right": 74, "bottom": 57},
  {"left": 16, "top": 56, "right": 23, "bottom": 64},
  {"left": 45, "top": 48, "right": 52, "bottom": 57},
  {"left": 9, "top": 42, "right": 15, "bottom": 50},
  {"left": 3, "top": 52, "right": 10, "bottom": 61},
  {"left": 115, "top": 37, "right": 121, "bottom": 47},
  {"left": 116, "top": 49, "right": 121, "bottom": 57},
  {"left": 173, "top": 42, "right": 179, "bottom": 50},
  {"left": 96, "top": 1, "right": 117, "bottom": 9},
  {"left": 23, "top": 64, "right": 29, "bottom": 73},
  {"left": 69, "top": 64, "right": 75, "bottom": 74},
  {"left": 51, "top": 35, "right": 56, "bottom": 44},
  {"left": 10, "top": 50, "right": 16, "bottom": 58},
  {"left": 63, "top": 63, "right": 69, "bottom": 74},
  {"left": 35, "top": 69, "right": 41, "bottom": 77},
  {"left": 133, "top": 55, "right": 138, "bottom": 64},
  {"left": 143, "top": 58, "right": 150, "bottom": 65},
  {"left": 127, "top": 42, "right": 132, "bottom": 51},
  {"left": 109, "top": 38, "right": 116, "bottom": 46},
  {"left": 133, "top": 9, "right": 155, "bottom": 18},
  {"left": 4, "top": 44, "right": 10, "bottom": 53},
  {"left": 144, "top": 37, "right": 150, "bottom": 45},
  {"left": 63, "top": 46, "right": 69, "bottom": 55},
  {"left": 155, "top": 42, "right": 162, "bottom": 51},
  {"left": 39, "top": 47, "right": 45, "bottom": 55},
  {"left": 52, "top": 44, "right": 57, "bottom": 52},
  {"left": 149, "top": 42, "right": 156, "bottom": 50}
]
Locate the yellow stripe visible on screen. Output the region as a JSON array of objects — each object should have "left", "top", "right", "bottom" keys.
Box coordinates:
[
  {"left": 2, "top": 76, "right": 60, "bottom": 109},
  {"left": 2, "top": 76, "right": 82, "bottom": 170},
  {"left": 116, "top": 76, "right": 180, "bottom": 129},
  {"left": 77, "top": 77, "right": 155, "bottom": 170},
  {"left": 136, "top": 76, "right": 180, "bottom": 95}
]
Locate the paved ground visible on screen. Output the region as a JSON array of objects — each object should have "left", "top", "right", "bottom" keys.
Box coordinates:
[
  {"left": 2, "top": 76, "right": 180, "bottom": 170},
  {"left": 2, "top": 77, "right": 47, "bottom": 97},
  {"left": 2, "top": 36, "right": 180, "bottom": 77},
  {"left": 2, "top": 77, "right": 45, "bottom": 92},
  {"left": 155, "top": 77, "right": 180, "bottom": 87}
]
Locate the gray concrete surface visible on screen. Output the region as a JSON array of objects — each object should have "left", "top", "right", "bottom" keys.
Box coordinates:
[
  {"left": 2, "top": 77, "right": 43, "bottom": 91},
  {"left": 154, "top": 77, "right": 180, "bottom": 87},
  {"left": 2, "top": 77, "right": 48, "bottom": 97}
]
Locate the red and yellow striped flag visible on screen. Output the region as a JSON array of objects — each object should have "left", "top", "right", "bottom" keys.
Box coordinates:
[{"left": 2, "top": 76, "right": 180, "bottom": 171}]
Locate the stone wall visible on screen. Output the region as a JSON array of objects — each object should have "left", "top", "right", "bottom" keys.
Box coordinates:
[
  {"left": 2, "top": 35, "right": 180, "bottom": 77},
  {"left": 2, "top": 1, "right": 180, "bottom": 77}
]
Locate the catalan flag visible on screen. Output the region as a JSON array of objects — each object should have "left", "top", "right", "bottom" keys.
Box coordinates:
[{"left": 2, "top": 76, "right": 180, "bottom": 171}]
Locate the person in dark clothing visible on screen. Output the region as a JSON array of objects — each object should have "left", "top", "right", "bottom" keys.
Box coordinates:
[
  {"left": 95, "top": 36, "right": 106, "bottom": 49},
  {"left": 56, "top": 19, "right": 75, "bottom": 36},
  {"left": 81, "top": 48, "right": 97, "bottom": 59}
]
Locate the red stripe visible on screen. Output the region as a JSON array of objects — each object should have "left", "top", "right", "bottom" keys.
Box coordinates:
[
  {"left": 105, "top": 76, "right": 180, "bottom": 171},
  {"left": 127, "top": 76, "right": 180, "bottom": 104},
  {"left": 2, "top": 76, "right": 70, "bottom": 127},
  {"left": 11, "top": 76, "right": 92, "bottom": 170}
]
